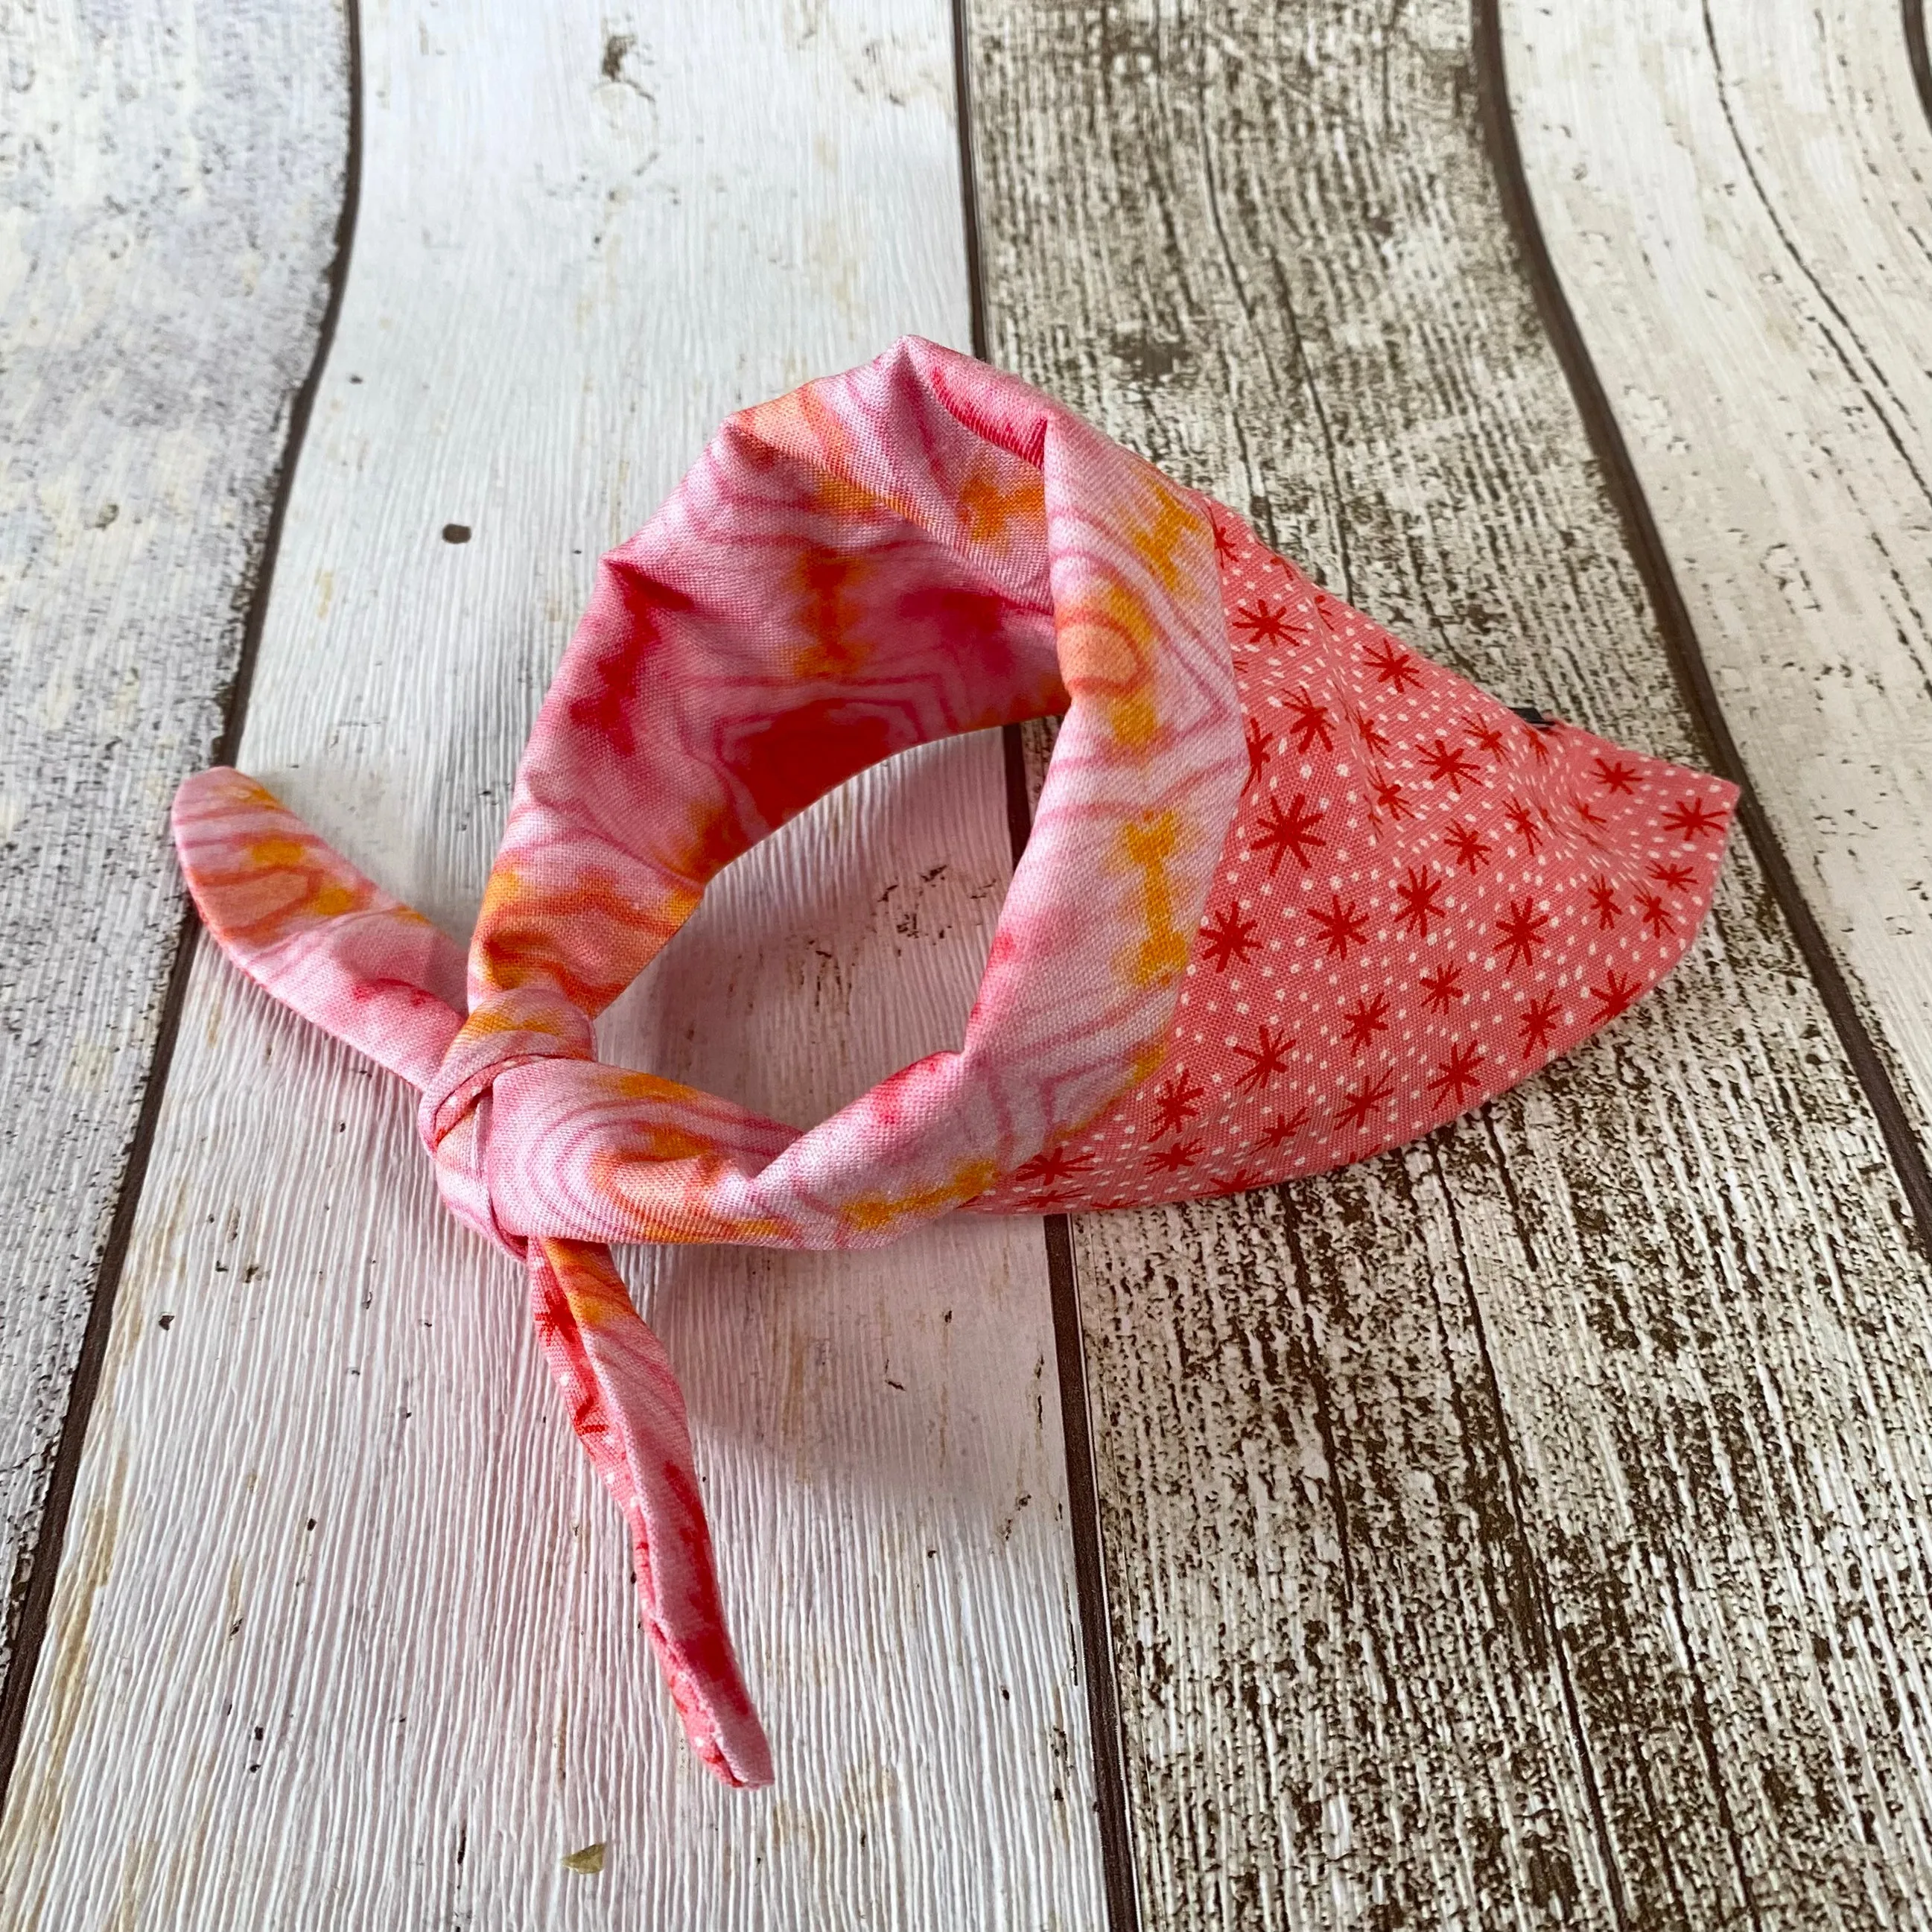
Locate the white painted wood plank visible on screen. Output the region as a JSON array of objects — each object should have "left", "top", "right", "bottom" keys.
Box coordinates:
[
  {"left": 0, "top": 0, "right": 343, "bottom": 1677},
  {"left": 0, "top": 2, "right": 1104, "bottom": 1924},
  {"left": 1505, "top": 0, "right": 1932, "bottom": 1143}
]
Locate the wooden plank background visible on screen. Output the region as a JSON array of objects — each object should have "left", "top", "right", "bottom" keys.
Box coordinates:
[
  {"left": 4, "top": 0, "right": 1931, "bottom": 1925},
  {"left": 972, "top": 0, "right": 1932, "bottom": 1924},
  {"left": 0, "top": 1, "right": 1104, "bottom": 1925},
  {"left": 1509, "top": 0, "right": 1932, "bottom": 1151},
  {"left": 0, "top": 0, "right": 346, "bottom": 1688}
]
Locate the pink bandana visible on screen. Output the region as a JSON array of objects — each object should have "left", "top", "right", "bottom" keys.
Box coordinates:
[{"left": 173, "top": 338, "right": 1736, "bottom": 1785}]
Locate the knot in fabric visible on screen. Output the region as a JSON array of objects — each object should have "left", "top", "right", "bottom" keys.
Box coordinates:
[
  {"left": 417, "top": 985, "right": 595, "bottom": 1256},
  {"left": 169, "top": 336, "right": 1738, "bottom": 1790}
]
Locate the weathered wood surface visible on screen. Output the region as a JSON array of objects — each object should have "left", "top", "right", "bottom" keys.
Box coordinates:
[
  {"left": 1916, "top": 1, "right": 1932, "bottom": 133},
  {"left": 1507, "top": 0, "right": 1932, "bottom": 1153},
  {"left": 0, "top": 0, "right": 344, "bottom": 1682},
  {"left": 973, "top": 0, "right": 1932, "bottom": 1925},
  {"left": 0, "top": 1, "right": 1105, "bottom": 1925}
]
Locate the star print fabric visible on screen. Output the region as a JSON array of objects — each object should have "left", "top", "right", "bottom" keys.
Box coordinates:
[
  {"left": 971, "top": 511, "right": 1737, "bottom": 1212},
  {"left": 171, "top": 337, "right": 1735, "bottom": 1786}
]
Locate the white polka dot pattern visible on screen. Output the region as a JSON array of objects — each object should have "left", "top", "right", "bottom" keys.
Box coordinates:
[{"left": 973, "top": 503, "right": 1738, "bottom": 1214}]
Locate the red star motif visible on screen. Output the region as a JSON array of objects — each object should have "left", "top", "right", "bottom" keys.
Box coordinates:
[
  {"left": 1146, "top": 1139, "right": 1203, "bottom": 1175},
  {"left": 1363, "top": 638, "right": 1423, "bottom": 690},
  {"left": 1235, "top": 599, "right": 1295, "bottom": 647},
  {"left": 1250, "top": 790, "right": 1326, "bottom": 874},
  {"left": 1149, "top": 1069, "right": 1204, "bottom": 1139},
  {"left": 1587, "top": 877, "right": 1619, "bottom": 928},
  {"left": 1334, "top": 1070, "right": 1397, "bottom": 1137},
  {"left": 1572, "top": 792, "right": 1610, "bottom": 830},
  {"left": 1635, "top": 889, "right": 1674, "bottom": 936},
  {"left": 1443, "top": 821, "right": 1493, "bottom": 872},
  {"left": 1011, "top": 1145, "right": 1095, "bottom": 1191},
  {"left": 1428, "top": 1041, "right": 1486, "bottom": 1110},
  {"left": 1518, "top": 991, "right": 1563, "bottom": 1055},
  {"left": 1218, "top": 1166, "right": 1268, "bottom": 1195},
  {"left": 1592, "top": 756, "right": 1641, "bottom": 795},
  {"left": 1373, "top": 775, "right": 1413, "bottom": 822},
  {"left": 1419, "top": 737, "right": 1484, "bottom": 793},
  {"left": 1419, "top": 961, "right": 1465, "bottom": 1012},
  {"left": 1198, "top": 901, "right": 1262, "bottom": 970},
  {"left": 1494, "top": 896, "right": 1551, "bottom": 971},
  {"left": 1261, "top": 1105, "right": 1309, "bottom": 1148},
  {"left": 1464, "top": 715, "right": 1507, "bottom": 760},
  {"left": 1285, "top": 687, "right": 1333, "bottom": 754},
  {"left": 1341, "top": 992, "right": 1391, "bottom": 1053},
  {"left": 1503, "top": 796, "right": 1543, "bottom": 854},
  {"left": 1351, "top": 707, "right": 1391, "bottom": 757},
  {"left": 1233, "top": 1023, "right": 1295, "bottom": 1093},
  {"left": 1393, "top": 864, "right": 1446, "bottom": 938},
  {"left": 1211, "top": 518, "right": 1239, "bottom": 564},
  {"left": 1308, "top": 893, "right": 1370, "bottom": 959},
  {"left": 1661, "top": 795, "right": 1728, "bottom": 842},
  {"left": 1589, "top": 970, "right": 1642, "bottom": 1022},
  {"left": 1244, "top": 714, "right": 1272, "bottom": 792},
  {"left": 1648, "top": 858, "right": 1696, "bottom": 893}
]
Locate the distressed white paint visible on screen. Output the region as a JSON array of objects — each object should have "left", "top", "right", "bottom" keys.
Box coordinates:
[
  {"left": 0, "top": 1, "right": 1103, "bottom": 1924},
  {"left": 0, "top": 0, "right": 344, "bottom": 1677},
  {"left": 1506, "top": 0, "right": 1932, "bottom": 1143},
  {"left": 976, "top": 0, "right": 1932, "bottom": 1923}
]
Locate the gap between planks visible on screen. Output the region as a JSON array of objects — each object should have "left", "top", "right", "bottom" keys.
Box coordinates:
[
  {"left": 1494, "top": 0, "right": 1932, "bottom": 1248},
  {"left": 0, "top": 0, "right": 355, "bottom": 1777},
  {"left": 950, "top": 0, "right": 1148, "bottom": 1914}
]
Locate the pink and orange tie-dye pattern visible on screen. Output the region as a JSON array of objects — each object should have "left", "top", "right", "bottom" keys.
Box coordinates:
[{"left": 172, "top": 338, "right": 1735, "bottom": 1785}]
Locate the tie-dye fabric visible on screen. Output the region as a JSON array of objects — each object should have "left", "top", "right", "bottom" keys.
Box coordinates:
[{"left": 171, "top": 337, "right": 1737, "bottom": 1785}]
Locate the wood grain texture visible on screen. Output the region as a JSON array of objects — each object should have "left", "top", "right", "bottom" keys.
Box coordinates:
[
  {"left": 1913, "top": 0, "right": 1932, "bottom": 134},
  {"left": 0, "top": 1, "right": 1105, "bottom": 1924},
  {"left": 971, "top": 0, "right": 1932, "bottom": 1924},
  {"left": 1506, "top": 0, "right": 1932, "bottom": 1155},
  {"left": 0, "top": 0, "right": 345, "bottom": 1680}
]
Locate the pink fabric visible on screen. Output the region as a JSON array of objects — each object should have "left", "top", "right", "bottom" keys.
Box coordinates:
[{"left": 171, "top": 338, "right": 1736, "bottom": 1785}]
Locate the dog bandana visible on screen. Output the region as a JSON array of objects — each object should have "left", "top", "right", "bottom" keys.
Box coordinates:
[{"left": 172, "top": 337, "right": 1736, "bottom": 1786}]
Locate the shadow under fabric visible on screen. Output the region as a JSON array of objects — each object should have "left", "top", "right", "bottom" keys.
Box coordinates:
[{"left": 171, "top": 337, "right": 1738, "bottom": 1787}]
